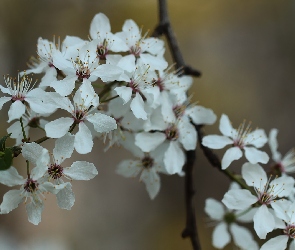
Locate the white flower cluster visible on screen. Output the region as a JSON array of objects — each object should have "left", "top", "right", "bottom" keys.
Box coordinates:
[
  {"left": 203, "top": 115, "right": 295, "bottom": 249},
  {"left": 0, "top": 13, "right": 216, "bottom": 224},
  {"left": 0, "top": 11, "right": 293, "bottom": 250}
]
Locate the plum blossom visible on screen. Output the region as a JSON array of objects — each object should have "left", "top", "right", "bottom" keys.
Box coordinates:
[
  {"left": 116, "top": 19, "right": 168, "bottom": 70},
  {"left": 222, "top": 162, "right": 293, "bottom": 239},
  {"left": 205, "top": 197, "right": 258, "bottom": 250},
  {"left": 89, "top": 13, "right": 129, "bottom": 58},
  {"left": 0, "top": 162, "right": 67, "bottom": 225},
  {"left": 269, "top": 128, "right": 295, "bottom": 174},
  {"left": 22, "top": 142, "right": 98, "bottom": 210},
  {"left": 45, "top": 81, "right": 117, "bottom": 154},
  {"left": 0, "top": 74, "right": 56, "bottom": 122},
  {"left": 202, "top": 114, "right": 269, "bottom": 169},
  {"left": 261, "top": 200, "right": 295, "bottom": 250}
]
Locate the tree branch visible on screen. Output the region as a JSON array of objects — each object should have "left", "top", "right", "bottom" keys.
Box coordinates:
[
  {"left": 153, "top": 0, "right": 201, "bottom": 77},
  {"left": 153, "top": 1, "right": 201, "bottom": 249}
]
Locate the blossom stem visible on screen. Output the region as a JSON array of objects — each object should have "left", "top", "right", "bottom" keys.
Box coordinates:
[
  {"left": 20, "top": 117, "right": 28, "bottom": 142},
  {"left": 101, "top": 95, "right": 119, "bottom": 103}
]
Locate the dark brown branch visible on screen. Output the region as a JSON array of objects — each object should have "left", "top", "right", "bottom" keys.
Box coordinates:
[
  {"left": 181, "top": 150, "right": 202, "bottom": 250},
  {"left": 153, "top": 1, "right": 201, "bottom": 249},
  {"left": 196, "top": 125, "right": 250, "bottom": 190},
  {"left": 153, "top": 0, "right": 201, "bottom": 77}
]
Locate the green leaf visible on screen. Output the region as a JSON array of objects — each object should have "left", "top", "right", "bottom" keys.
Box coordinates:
[
  {"left": 0, "top": 148, "right": 13, "bottom": 171},
  {"left": 0, "top": 133, "right": 12, "bottom": 152}
]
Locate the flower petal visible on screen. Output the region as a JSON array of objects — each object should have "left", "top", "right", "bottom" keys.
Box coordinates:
[
  {"left": 53, "top": 133, "right": 75, "bottom": 163},
  {"left": 0, "top": 189, "right": 23, "bottom": 214},
  {"left": 164, "top": 141, "right": 185, "bottom": 174},
  {"left": 204, "top": 198, "right": 225, "bottom": 220},
  {"left": 45, "top": 117, "right": 73, "bottom": 138},
  {"left": 212, "top": 222, "right": 230, "bottom": 249},
  {"left": 56, "top": 183, "right": 75, "bottom": 210},
  {"left": 222, "top": 189, "right": 257, "bottom": 210},
  {"left": 202, "top": 135, "right": 233, "bottom": 149},
  {"left": 219, "top": 114, "right": 234, "bottom": 137},
  {"left": 221, "top": 147, "right": 243, "bottom": 169},
  {"left": 135, "top": 132, "right": 166, "bottom": 152},
  {"left": 253, "top": 205, "right": 275, "bottom": 239},
  {"left": 87, "top": 112, "right": 117, "bottom": 133},
  {"left": 26, "top": 199, "right": 44, "bottom": 225},
  {"left": 241, "top": 162, "right": 267, "bottom": 188},
  {"left": 0, "top": 167, "right": 24, "bottom": 187},
  {"left": 244, "top": 147, "right": 269, "bottom": 164},
  {"left": 64, "top": 161, "right": 98, "bottom": 180},
  {"left": 8, "top": 101, "right": 25, "bottom": 122},
  {"left": 140, "top": 169, "right": 160, "bottom": 200},
  {"left": 260, "top": 235, "right": 288, "bottom": 250},
  {"left": 116, "top": 160, "right": 141, "bottom": 178},
  {"left": 74, "top": 123, "right": 93, "bottom": 154}
]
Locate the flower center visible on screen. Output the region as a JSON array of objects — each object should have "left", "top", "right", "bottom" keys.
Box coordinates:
[
  {"left": 233, "top": 120, "right": 252, "bottom": 149},
  {"left": 165, "top": 125, "right": 179, "bottom": 141},
  {"left": 97, "top": 39, "right": 109, "bottom": 60},
  {"left": 284, "top": 225, "right": 295, "bottom": 239},
  {"left": 48, "top": 163, "right": 64, "bottom": 179},
  {"left": 130, "top": 43, "right": 141, "bottom": 57},
  {"left": 76, "top": 65, "right": 91, "bottom": 82},
  {"left": 173, "top": 105, "right": 186, "bottom": 119},
  {"left": 223, "top": 212, "right": 236, "bottom": 224},
  {"left": 24, "top": 178, "right": 39, "bottom": 192},
  {"left": 141, "top": 155, "right": 154, "bottom": 169}
]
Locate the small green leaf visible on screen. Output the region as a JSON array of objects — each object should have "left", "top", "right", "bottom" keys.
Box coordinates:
[
  {"left": 0, "top": 133, "right": 12, "bottom": 152},
  {"left": 0, "top": 148, "right": 13, "bottom": 171}
]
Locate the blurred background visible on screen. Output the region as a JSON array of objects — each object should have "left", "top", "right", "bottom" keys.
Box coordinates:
[{"left": 0, "top": 0, "right": 295, "bottom": 249}]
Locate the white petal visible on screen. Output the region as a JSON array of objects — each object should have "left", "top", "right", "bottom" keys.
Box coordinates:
[
  {"left": 50, "top": 76, "right": 76, "bottom": 96},
  {"left": 222, "top": 189, "right": 257, "bottom": 210},
  {"left": 0, "top": 97, "right": 10, "bottom": 110},
  {"left": 230, "top": 223, "right": 257, "bottom": 250},
  {"left": 56, "top": 183, "right": 75, "bottom": 210},
  {"left": 270, "top": 175, "right": 295, "bottom": 197},
  {"left": 244, "top": 147, "right": 269, "bottom": 164},
  {"left": 114, "top": 86, "right": 132, "bottom": 104},
  {"left": 212, "top": 222, "right": 230, "bottom": 249},
  {"left": 0, "top": 167, "right": 24, "bottom": 187},
  {"left": 219, "top": 114, "right": 234, "bottom": 137},
  {"left": 74, "top": 123, "right": 93, "bottom": 154},
  {"left": 135, "top": 132, "right": 166, "bottom": 152},
  {"left": 0, "top": 189, "right": 23, "bottom": 214},
  {"left": 8, "top": 101, "right": 25, "bottom": 122},
  {"left": 245, "top": 129, "right": 268, "bottom": 148},
  {"left": 26, "top": 199, "right": 44, "bottom": 225},
  {"left": 139, "top": 54, "right": 168, "bottom": 71},
  {"left": 53, "top": 133, "right": 75, "bottom": 163},
  {"left": 221, "top": 147, "right": 243, "bottom": 169},
  {"left": 87, "top": 112, "right": 117, "bottom": 133},
  {"left": 178, "top": 118, "right": 197, "bottom": 150},
  {"left": 64, "top": 161, "right": 98, "bottom": 180},
  {"left": 130, "top": 92, "right": 147, "bottom": 120},
  {"left": 22, "top": 142, "right": 46, "bottom": 166},
  {"left": 164, "top": 141, "right": 185, "bottom": 174},
  {"left": 260, "top": 235, "right": 288, "bottom": 250},
  {"left": 140, "top": 169, "right": 160, "bottom": 199},
  {"left": 116, "top": 160, "right": 141, "bottom": 178},
  {"left": 204, "top": 198, "right": 225, "bottom": 220},
  {"left": 253, "top": 205, "right": 275, "bottom": 239},
  {"left": 89, "top": 13, "right": 110, "bottom": 39},
  {"left": 268, "top": 128, "right": 282, "bottom": 162},
  {"left": 45, "top": 117, "right": 73, "bottom": 138},
  {"left": 92, "top": 64, "right": 124, "bottom": 82},
  {"left": 186, "top": 105, "right": 217, "bottom": 125},
  {"left": 202, "top": 135, "right": 233, "bottom": 149},
  {"left": 241, "top": 162, "right": 267, "bottom": 188}
]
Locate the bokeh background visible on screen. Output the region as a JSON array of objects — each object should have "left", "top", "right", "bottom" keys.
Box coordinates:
[{"left": 0, "top": 0, "right": 295, "bottom": 249}]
